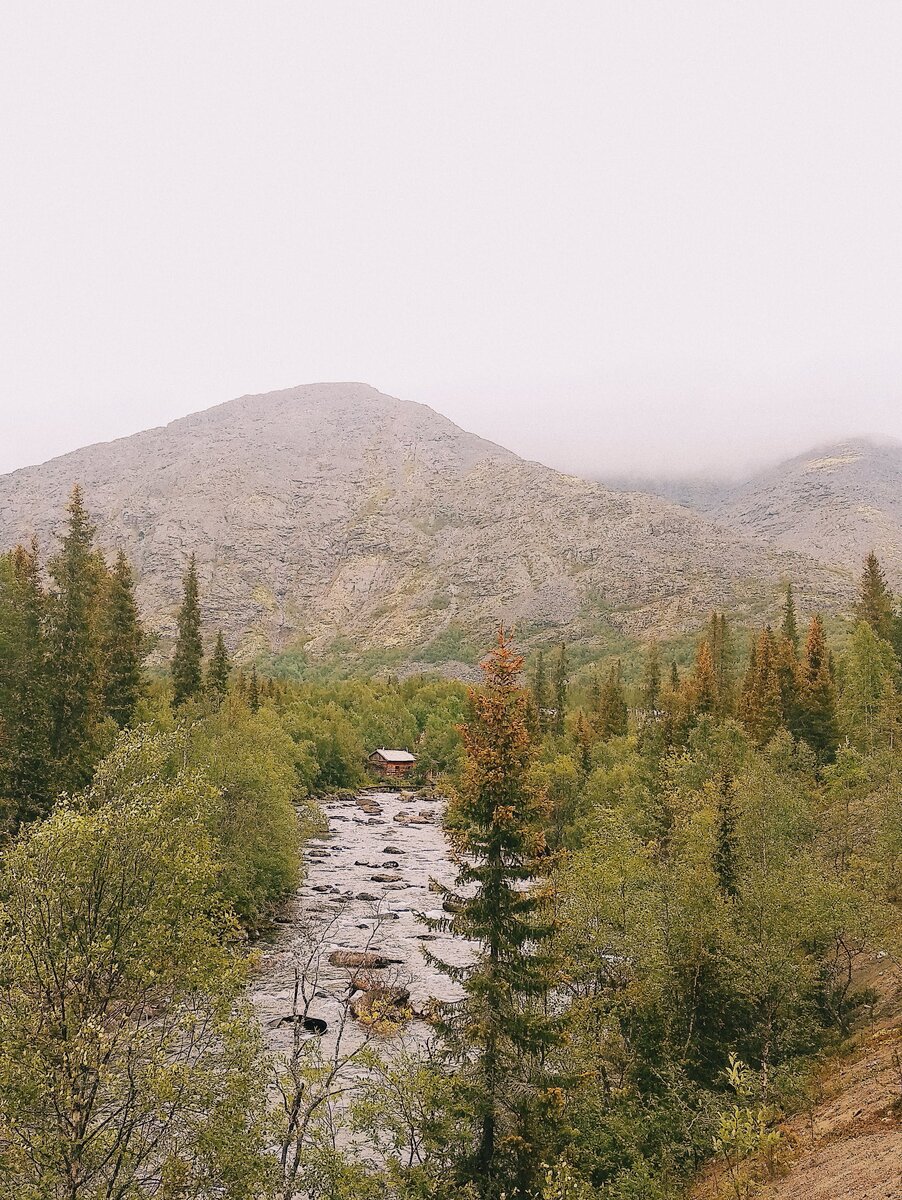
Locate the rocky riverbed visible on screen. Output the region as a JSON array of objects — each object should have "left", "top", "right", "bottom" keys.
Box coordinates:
[{"left": 251, "top": 788, "right": 470, "bottom": 1058}]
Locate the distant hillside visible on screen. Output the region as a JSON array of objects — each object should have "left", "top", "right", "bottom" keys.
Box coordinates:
[
  {"left": 607, "top": 438, "right": 902, "bottom": 589},
  {"left": 701, "top": 438, "right": 902, "bottom": 587},
  {"left": 0, "top": 384, "right": 849, "bottom": 667}
]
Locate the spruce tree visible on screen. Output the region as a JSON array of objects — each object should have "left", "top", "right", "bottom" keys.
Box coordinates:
[
  {"left": 171, "top": 554, "right": 203, "bottom": 707},
  {"left": 854, "top": 552, "right": 895, "bottom": 643},
  {"left": 714, "top": 613, "right": 736, "bottom": 715},
  {"left": 573, "top": 709, "right": 593, "bottom": 774},
  {"left": 796, "top": 614, "right": 839, "bottom": 762},
  {"left": 642, "top": 640, "right": 662, "bottom": 713},
  {"left": 101, "top": 550, "right": 144, "bottom": 729},
  {"left": 598, "top": 661, "right": 628, "bottom": 738},
  {"left": 690, "top": 638, "right": 717, "bottom": 715},
  {"left": 425, "top": 631, "right": 563, "bottom": 1199},
  {"left": 248, "top": 663, "right": 260, "bottom": 713},
  {"left": 670, "top": 660, "right": 680, "bottom": 690},
  {"left": 780, "top": 583, "right": 800, "bottom": 652},
  {"left": 47, "top": 485, "right": 105, "bottom": 794},
  {"left": 531, "top": 649, "right": 548, "bottom": 733},
  {"left": 551, "top": 641, "right": 567, "bottom": 736},
  {"left": 206, "top": 630, "right": 231, "bottom": 701},
  {"left": 774, "top": 632, "right": 801, "bottom": 738},
  {"left": 738, "top": 627, "right": 783, "bottom": 745},
  {"left": 1, "top": 541, "right": 52, "bottom": 821},
  {"left": 713, "top": 774, "right": 738, "bottom": 897}
]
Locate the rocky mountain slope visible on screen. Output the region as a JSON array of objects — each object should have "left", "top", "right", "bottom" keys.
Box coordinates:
[
  {"left": 607, "top": 438, "right": 902, "bottom": 590},
  {"left": 0, "top": 384, "right": 849, "bottom": 665},
  {"left": 702, "top": 439, "right": 902, "bottom": 588}
]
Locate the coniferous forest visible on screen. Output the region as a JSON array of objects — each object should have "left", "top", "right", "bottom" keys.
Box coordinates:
[{"left": 1, "top": 488, "right": 902, "bottom": 1199}]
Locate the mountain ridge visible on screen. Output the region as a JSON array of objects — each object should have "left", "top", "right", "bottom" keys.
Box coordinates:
[
  {"left": 603, "top": 435, "right": 902, "bottom": 590},
  {"left": 0, "top": 383, "right": 852, "bottom": 666}
]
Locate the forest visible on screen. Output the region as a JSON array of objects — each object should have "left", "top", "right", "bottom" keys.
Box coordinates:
[{"left": 1, "top": 485, "right": 901, "bottom": 1199}]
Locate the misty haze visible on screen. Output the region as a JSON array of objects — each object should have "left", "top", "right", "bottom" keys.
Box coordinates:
[{"left": 1, "top": 6, "right": 901, "bottom": 1200}]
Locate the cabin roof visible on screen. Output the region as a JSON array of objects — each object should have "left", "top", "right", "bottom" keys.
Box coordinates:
[{"left": 370, "top": 747, "right": 416, "bottom": 763}]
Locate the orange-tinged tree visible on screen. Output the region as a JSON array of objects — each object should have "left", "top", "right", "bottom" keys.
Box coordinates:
[
  {"left": 796, "top": 614, "right": 839, "bottom": 762},
  {"left": 426, "top": 629, "right": 565, "bottom": 1200}
]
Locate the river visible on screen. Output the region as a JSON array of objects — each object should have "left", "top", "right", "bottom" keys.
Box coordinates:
[{"left": 251, "top": 788, "right": 469, "bottom": 1058}]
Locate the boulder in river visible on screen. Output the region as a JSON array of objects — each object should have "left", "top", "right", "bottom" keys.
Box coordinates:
[
  {"left": 371, "top": 872, "right": 402, "bottom": 883},
  {"left": 328, "top": 950, "right": 391, "bottom": 969},
  {"left": 267, "top": 1014, "right": 328, "bottom": 1036},
  {"left": 383, "top": 845, "right": 403, "bottom": 854}
]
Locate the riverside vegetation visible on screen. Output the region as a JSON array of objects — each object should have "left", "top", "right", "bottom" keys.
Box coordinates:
[{"left": 0, "top": 487, "right": 901, "bottom": 1198}]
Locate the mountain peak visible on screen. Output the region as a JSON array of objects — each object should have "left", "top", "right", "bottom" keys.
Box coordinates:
[{"left": 0, "top": 384, "right": 849, "bottom": 666}]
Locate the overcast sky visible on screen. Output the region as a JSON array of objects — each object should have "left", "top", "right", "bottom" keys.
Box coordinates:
[{"left": 1, "top": 2, "right": 901, "bottom": 480}]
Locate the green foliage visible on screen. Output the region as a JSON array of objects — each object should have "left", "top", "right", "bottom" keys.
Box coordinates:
[
  {"left": 185, "top": 699, "right": 306, "bottom": 922},
  {"left": 171, "top": 553, "right": 204, "bottom": 706},
  {"left": 796, "top": 614, "right": 839, "bottom": 762},
  {"left": 0, "top": 730, "right": 270, "bottom": 1197},
  {"left": 0, "top": 493, "right": 150, "bottom": 823},
  {"left": 206, "top": 629, "right": 232, "bottom": 700},
  {"left": 713, "top": 1055, "right": 782, "bottom": 1198},
  {"left": 102, "top": 548, "right": 145, "bottom": 728},
  {"left": 427, "top": 631, "right": 566, "bottom": 1200},
  {"left": 838, "top": 621, "right": 900, "bottom": 753},
  {"left": 854, "top": 550, "right": 896, "bottom": 644},
  {"left": 552, "top": 642, "right": 568, "bottom": 736},
  {"left": 47, "top": 484, "right": 110, "bottom": 795},
  {"left": 780, "top": 583, "right": 799, "bottom": 652},
  {"left": 0, "top": 541, "right": 52, "bottom": 822}
]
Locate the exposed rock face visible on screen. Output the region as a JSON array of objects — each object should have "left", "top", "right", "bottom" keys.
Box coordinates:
[
  {"left": 0, "top": 383, "right": 849, "bottom": 663},
  {"left": 700, "top": 439, "right": 902, "bottom": 589},
  {"left": 605, "top": 438, "right": 902, "bottom": 592}
]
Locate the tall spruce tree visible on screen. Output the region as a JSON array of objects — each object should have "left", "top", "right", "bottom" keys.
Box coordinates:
[
  {"left": 206, "top": 630, "right": 231, "bottom": 701},
  {"left": 597, "top": 661, "right": 629, "bottom": 738},
  {"left": 248, "top": 664, "right": 260, "bottom": 713},
  {"left": 1, "top": 541, "right": 52, "bottom": 821},
  {"left": 774, "top": 628, "right": 801, "bottom": 738},
  {"left": 101, "top": 550, "right": 144, "bottom": 728},
  {"left": 739, "top": 627, "right": 783, "bottom": 745},
  {"left": 690, "top": 638, "right": 718, "bottom": 715},
  {"left": 705, "top": 612, "right": 734, "bottom": 716},
  {"left": 551, "top": 642, "right": 568, "bottom": 736},
  {"left": 796, "top": 614, "right": 839, "bottom": 762},
  {"left": 854, "top": 551, "right": 895, "bottom": 643},
  {"left": 713, "top": 773, "right": 738, "bottom": 897},
  {"left": 47, "top": 485, "right": 105, "bottom": 795},
  {"left": 425, "top": 630, "right": 563, "bottom": 1199},
  {"left": 531, "top": 649, "right": 548, "bottom": 733},
  {"left": 780, "top": 583, "right": 800, "bottom": 652},
  {"left": 171, "top": 555, "right": 203, "bottom": 707},
  {"left": 641, "top": 640, "right": 662, "bottom": 713}
]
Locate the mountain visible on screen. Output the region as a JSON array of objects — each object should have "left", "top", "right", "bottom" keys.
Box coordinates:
[
  {"left": 607, "top": 438, "right": 902, "bottom": 590},
  {"left": 698, "top": 438, "right": 902, "bottom": 587},
  {"left": 0, "top": 384, "right": 850, "bottom": 667}
]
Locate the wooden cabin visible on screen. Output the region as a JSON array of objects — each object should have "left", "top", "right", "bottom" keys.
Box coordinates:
[{"left": 367, "top": 747, "right": 416, "bottom": 779}]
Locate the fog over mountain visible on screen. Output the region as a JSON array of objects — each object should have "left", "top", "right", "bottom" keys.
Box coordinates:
[{"left": 3, "top": 5, "right": 902, "bottom": 478}]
